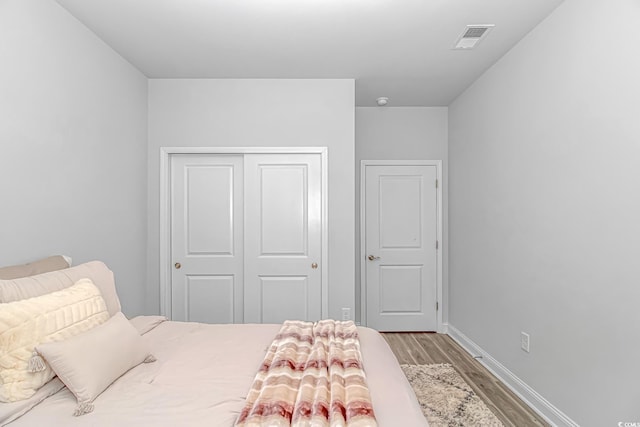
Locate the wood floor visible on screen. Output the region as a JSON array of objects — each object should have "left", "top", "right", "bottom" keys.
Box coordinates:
[{"left": 382, "top": 332, "right": 550, "bottom": 427}]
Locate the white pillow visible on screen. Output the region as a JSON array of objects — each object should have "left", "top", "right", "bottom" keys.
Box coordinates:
[
  {"left": 0, "top": 261, "right": 121, "bottom": 316},
  {"left": 0, "top": 279, "right": 109, "bottom": 402},
  {"left": 128, "top": 315, "right": 167, "bottom": 335},
  {"left": 36, "top": 312, "right": 156, "bottom": 416}
]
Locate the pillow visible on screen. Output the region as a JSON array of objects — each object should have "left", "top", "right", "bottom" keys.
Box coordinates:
[
  {"left": 0, "top": 261, "right": 121, "bottom": 316},
  {"left": 0, "top": 279, "right": 109, "bottom": 403},
  {"left": 0, "top": 256, "right": 71, "bottom": 280},
  {"left": 128, "top": 315, "right": 168, "bottom": 335},
  {"left": 36, "top": 312, "right": 156, "bottom": 416}
]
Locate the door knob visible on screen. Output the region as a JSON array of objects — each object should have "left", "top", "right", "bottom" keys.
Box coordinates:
[
  {"left": 311, "top": 262, "right": 318, "bottom": 269},
  {"left": 368, "top": 255, "right": 380, "bottom": 261},
  {"left": 174, "top": 262, "right": 181, "bottom": 269}
]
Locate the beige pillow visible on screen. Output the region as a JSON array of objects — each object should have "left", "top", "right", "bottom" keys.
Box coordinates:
[
  {"left": 0, "top": 279, "right": 109, "bottom": 402},
  {"left": 0, "top": 256, "right": 70, "bottom": 280},
  {"left": 0, "top": 261, "right": 121, "bottom": 316},
  {"left": 129, "top": 315, "right": 168, "bottom": 335},
  {"left": 36, "top": 312, "right": 156, "bottom": 416}
]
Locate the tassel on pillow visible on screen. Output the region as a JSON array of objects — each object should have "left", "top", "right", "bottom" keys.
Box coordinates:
[
  {"left": 28, "top": 352, "right": 46, "bottom": 373},
  {"left": 74, "top": 401, "right": 94, "bottom": 416}
]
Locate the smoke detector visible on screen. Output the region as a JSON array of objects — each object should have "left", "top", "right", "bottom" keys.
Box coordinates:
[
  {"left": 376, "top": 97, "right": 389, "bottom": 106},
  {"left": 453, "top": 25, "right": 495, "bottom": 49}
]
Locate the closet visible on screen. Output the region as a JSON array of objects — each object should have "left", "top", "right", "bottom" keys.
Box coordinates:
[{"left": 169, "top": 152, "right": 323, "bottom": 324}]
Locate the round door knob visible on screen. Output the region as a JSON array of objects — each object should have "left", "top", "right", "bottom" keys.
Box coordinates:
[
  {"left": 368, "top": 255, "right": 380, "bottom": 261},
  {"left": 311, "top": 262, "right": 318, "bottom": 269},
  {"left": 174, "top": 262, "right": 181, "bottom": 269}
]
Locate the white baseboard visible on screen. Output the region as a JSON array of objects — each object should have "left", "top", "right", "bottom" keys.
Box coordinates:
[
  {"left": 447, "top": 325, "right": 579, "bottom": 427},
  {"left": 438, "top": 322, "right": 449, "bottom": 334}
]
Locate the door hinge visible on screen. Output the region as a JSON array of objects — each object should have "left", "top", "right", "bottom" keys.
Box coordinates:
[
  {"left": 435, "top": 179, "right": 438, "bottom": 189},
  {"left": 436, "top": 240, "right": 439, "bottom": 250},
  {"left": 436, "top": 302, "right": 439, "bottom": 311}
]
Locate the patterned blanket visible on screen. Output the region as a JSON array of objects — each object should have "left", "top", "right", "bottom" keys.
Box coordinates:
[{"left": 235, "top": 320, "right": 378, "bottom": 427}]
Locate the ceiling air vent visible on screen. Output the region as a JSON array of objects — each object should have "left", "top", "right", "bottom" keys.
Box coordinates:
[{"left": 454, "top": 25, "right": 495, "bottom": 50}]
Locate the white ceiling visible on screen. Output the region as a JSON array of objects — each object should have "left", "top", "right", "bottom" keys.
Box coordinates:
[{"left": 56, "top": 0, "right": 564, "bottom": 106}]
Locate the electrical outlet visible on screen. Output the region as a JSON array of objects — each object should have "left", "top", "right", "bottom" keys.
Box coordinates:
[
  {"left": 341, "top": 308, "right": 351, "bottom": 321},
  {"left": 521, "top": 332, "right": 530, "bottom": 353}
]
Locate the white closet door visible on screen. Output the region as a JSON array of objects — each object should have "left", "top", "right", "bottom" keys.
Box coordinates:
[
  {"left": 170, "top": 154, "right": 244, "bottom": 323},
  {"left": 243, "top": 154, "right": 322, "bottom": 323}
]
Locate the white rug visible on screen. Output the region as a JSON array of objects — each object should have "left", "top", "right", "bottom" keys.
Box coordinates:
[{"left": 401, "top": 363, "right": 504, "bottom": 427}]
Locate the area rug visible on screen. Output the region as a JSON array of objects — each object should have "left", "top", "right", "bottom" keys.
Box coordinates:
[{"left": 401, "top": 363, "right": 504, "bottom": 427}]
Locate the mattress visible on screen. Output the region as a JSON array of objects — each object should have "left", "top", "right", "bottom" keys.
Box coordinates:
[{"left": 4, "top": 318, "right": 427, "bottom": 426}]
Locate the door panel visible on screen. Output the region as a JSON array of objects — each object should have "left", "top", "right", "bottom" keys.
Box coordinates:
[
  {"left": 244, "top": 154, "right": 322, "bottom": 323},
  {"left": 365, "top": 165, "right": 437, "bottom": 331},
  {"left": 181, "top": 275, "right": 235, "bottom": 324},
  {"left": 259, "top": 166, "right": 308, "bottom": 255},
  {"left": 186, "top": 166, "right": 235, "bottom": 254},
  {"left": 379, "top": 265, "right": 423, "bottom": 313},
  {"left": 380, "top": 176, "right": 423, "bottom": 248},
  {"left": 171, "top": 154, "right": 244, "bottom": 323}
]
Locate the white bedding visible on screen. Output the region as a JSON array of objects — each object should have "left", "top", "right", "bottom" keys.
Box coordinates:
[{"left": 4, "top": 318, "right": 427, "bottom": 427}]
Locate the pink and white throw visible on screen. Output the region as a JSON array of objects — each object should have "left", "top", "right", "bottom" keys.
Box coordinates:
[{"left": 236, "top": 320, "right": 377, "bottom": 427}]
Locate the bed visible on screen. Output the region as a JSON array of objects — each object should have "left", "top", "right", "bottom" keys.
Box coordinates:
[{"left": 0, "top": 260, "right": 427, "bottom": 426}]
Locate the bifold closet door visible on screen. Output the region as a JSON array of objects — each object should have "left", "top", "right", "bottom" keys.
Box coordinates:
[
  {"left": 243, "top": 154, "right": 322, "bottom": 323},
  {"left": 170, "top": 152, "right": 322, "bottom": 324},
  {"left": 170, "top": 154, "right": 244, "bottom": 324}
]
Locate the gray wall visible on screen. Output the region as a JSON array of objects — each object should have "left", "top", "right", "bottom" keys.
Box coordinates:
[
  {"left": 0, "top": 0, "right": 148, "bottom": 315},
  {"left": 355, "top": 107, "right": 448, "bottom": 324},
  {"left": 448, "top": 0, "right": 640, "bottom": 425},
  {"left": 147, "top": 79, "right": 355, "bottom": 320}
]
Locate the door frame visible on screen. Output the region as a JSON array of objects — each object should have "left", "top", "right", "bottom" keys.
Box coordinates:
[
  {"left": 360, "top": 160, "right": 443, "bottom": 332},
  {"left": 160, "top": 147, "right": 329, "bottom": 320}
]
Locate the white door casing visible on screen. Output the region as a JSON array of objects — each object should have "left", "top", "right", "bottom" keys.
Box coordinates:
[
  {"left": 170, "top": 154, "right": 244, "bottom": 323},
  {"left": 160, "top": 147, "right": 328, "bottom": 322},
  {"left": 361, "top": 161, "right": 442, "bottom": 332},
  {"left": 244, "top": 154, "right": 322, "bottom": 323}
]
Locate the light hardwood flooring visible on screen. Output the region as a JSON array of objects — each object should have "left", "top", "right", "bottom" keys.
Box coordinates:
[{"left": 382, "top": 332, "right": 550, "bottom": 427}]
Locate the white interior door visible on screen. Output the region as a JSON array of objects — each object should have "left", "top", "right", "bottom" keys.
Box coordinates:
[
  {"left": 364, "top": 164, "right": 438, "bottom": 331},
  {"left": 244, "top": 154, "right": 322, "bottom": 323},
  {"left": 170, "top": 154, "right": 244, "bottom": 323}
]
